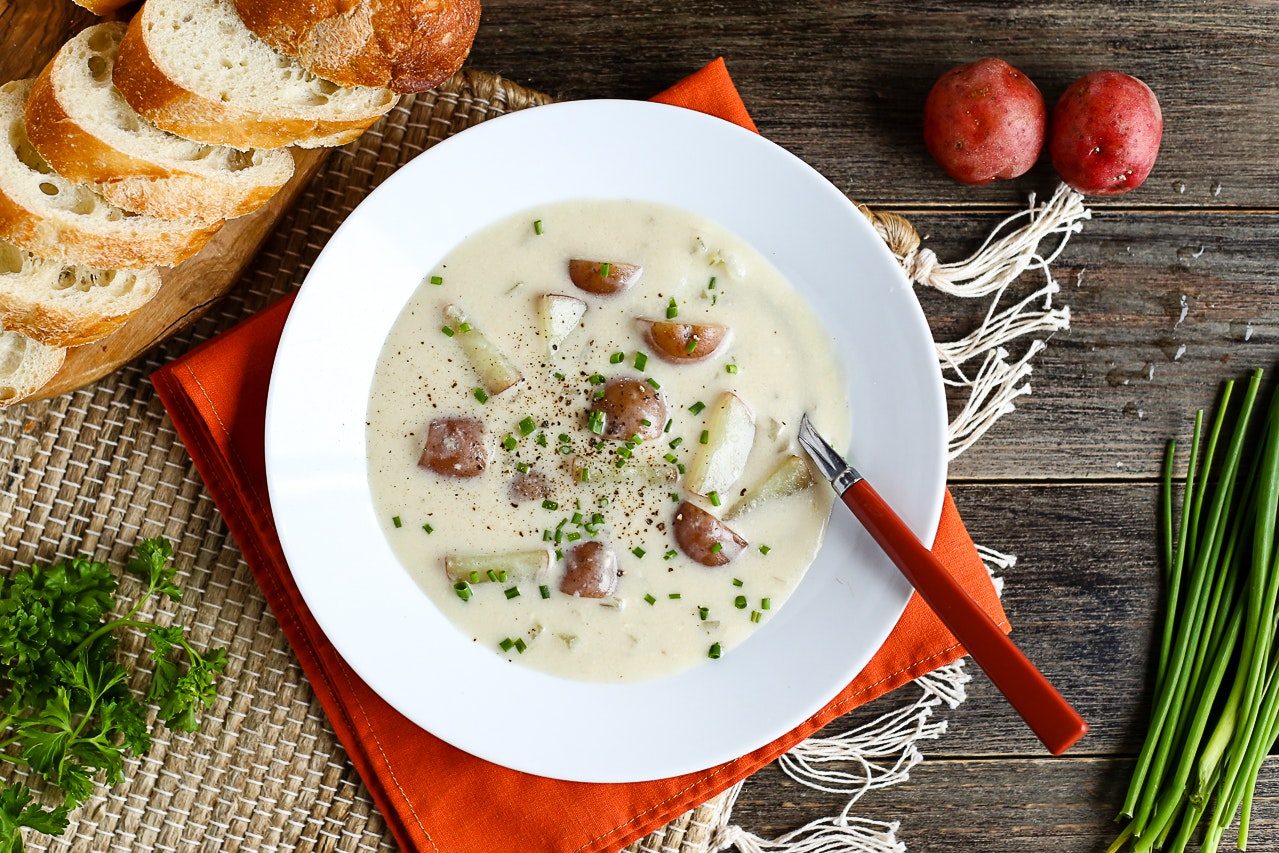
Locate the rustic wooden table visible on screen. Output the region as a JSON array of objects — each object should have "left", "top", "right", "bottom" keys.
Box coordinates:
[
  {"left": 463, "top": 1, "right": 1279, "bottom": 849},
  {"left": 3, "top": 1, "right": 1275, "bottom": 851}
]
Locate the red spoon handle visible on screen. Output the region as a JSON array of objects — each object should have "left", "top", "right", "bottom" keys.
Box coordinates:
[{"left": 842, "top": 478, "right": 1088, "bottom": 755}]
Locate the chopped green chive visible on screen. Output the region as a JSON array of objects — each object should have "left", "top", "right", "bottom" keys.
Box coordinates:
[
  {"left": 709, "top": 491, "right": 722, "bottom": 507},
  {"left": 454, "top": 582, "right": 472, "bottom": 601},
  {"left": 699, "top": 430, "right": 710, "bottom": 445},
  {"left": 666, "top": 298, "right": 679, "bottom": 319},
  {"left": 514, "top": 638, "right": 527, "bottom": 653},
  {"left": 708, "top": 642, "right": 722, "bottom": 659},
  {"left": 499, "top": 637, "right": 515, "bottom": 651},
  {"left": 759, "top": 545, "right": 771, "bottom": 555},
  {"left": 634, "top": 352, "right": 648, "bottom": 371},
  {"left": 632, "top": 547, "right": 646, "bottom": 559},
  {"left": 441, "top": 325, "right": 455, "bottom": 337},
  {"left": 648, "top": 377, "right": 662, "bottom": 390},
  {"left": 685, "top": 337, "right": 699, "bottom": 354},
  {"left": 542, "top": 499, "right": 559, "bottom": 511},
  {"left": 473, "top": 388, "right": 489, "bottom": 404},
  {"left": 708, "top": 276, "right": 717, "bottom": 289},
  {"left": 689, "top": 401, "right": 706, "bottom": 415},
  {"left": 422, "top": 523, "right": 433, "bottom": 534},
  {"left": 669, "top": 592, "right": 682, "bottom": 600},
  {"left": 539, "top": 584, "right": 551, "bottom": 599},
  {"left": 670, "top": 492, "right": 681, "bottom": 503},
  {"left": 533, "top": 219, "right": 544, "bottom": 235},
  {"left": 503, "top": 586, "right": 520, "bottom": 600},
  {"left": 588, "top": 373, "right": 605, "bottom": 385},
  {"left": 600, "top": 262, "right": 611, "bottom": 277},
  {"left": 732, "top": 577, "right": 744, "bottom": 587},
  {"left": 677, "top": 463, "right": 686, "bottom": 474},
  {"left": 486, "top": 569, "right": 500, "bottom": 583},
  {"left": 469, "top": 571, "right": 480, "bottom": 584},
  {"left": 711, "top": 542, "right": 724, "bottom": 554},
  {"left": 663, "top": 418, "right": 673, "bottom": 433},
  {"left": 535, "top": 432, "right": 548, "bottom": 447},
  {"left": 699, "top": 607, "right": 709, "bottom": 621},
  {"left": 517, "top": 462, "right": 530, "bottom": 474},
  {"left": 518, "top": 416, "right": 537, "bottom": 436},
  {"left": 750, "top": 610, "right": 761, "bottom": 623},
  {"left": 644, "top": 593, "right": 657, "bottom": 605},
  {"left": 640, "top": 418, "right": 652, "bottom": 428},
  {"left": 458, "top": 322, "right": 472, "bottom": 334},
  {"left": 588, "top": 410, "right": 606, "bottom": 434},
  {"left": 669, "top": 437, "right": 683, "bottom": 449},
  {"left": 664, "top": 453, "right": 678, "bottom": 464},
  {"left": 429, "top": 275, "right": 444, "bottom": 285},
  {"left": 734, "top": 595, "right": 747, "bottom": 609},
  {"left": 761, "top": 597, "right": 772, "bottom": 610},
  {"left": 566, "top": 531, "right": 581, "bottom": 542},
  {"left": 726, "top": 364, "right": 738, "bottom": 374},
  {"left": 610, "top": 351, "right": 625, "bottom": 364},
  {"left": 502, "top": 434, "right": 517, "bottom": 451},
  {"left": 391, "top": 516, "right": 402, "bottom": 528},
  {"left": 553, "top": 371, "right": 566, "bottom": 381},
  {"left": 497, "top": 570, "right": 508, "bottom": 582},
  {"left": 664, "top": 550, "right": 678, "bottom": 560},
  {"left": 579, "top": 468, "right": 590, "bottom": 483}
]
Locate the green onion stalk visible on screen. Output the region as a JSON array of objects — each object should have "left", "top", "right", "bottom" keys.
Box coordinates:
[{"left": 1112, "top": 368, "right": 1279, "bottom": 851}]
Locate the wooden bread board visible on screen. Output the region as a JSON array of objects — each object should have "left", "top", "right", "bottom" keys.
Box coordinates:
[{"left": 1, "top": 0, "right": 331, "bottom": 400}]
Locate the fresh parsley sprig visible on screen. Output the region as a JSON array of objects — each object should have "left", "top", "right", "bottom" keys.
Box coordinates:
[{"left": 0, "top": 538, "right": 227, "bottom": 852}]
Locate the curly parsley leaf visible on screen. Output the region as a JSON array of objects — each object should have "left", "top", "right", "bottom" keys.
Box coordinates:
[{"left": 0, "top": 539, "right": 225, "bottom": 852}]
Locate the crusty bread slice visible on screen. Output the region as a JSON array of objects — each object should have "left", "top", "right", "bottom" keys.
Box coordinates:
[
  {"left": 0, "top": 80, "right": 221, "bottom": 269},
  {"left": 71, "top": 0, "right": 133, "bottom": 13},
  {"left": 0, "top": 327, "right": 65, "bottom": 407},
  {"left": 232, "top": 0, "right": 481, "bottom": 94},
  {"left": 113, "top": 0, "right": 399, "bottom": 150},
  {"left": 0, "top": 237, "right": 162, "bottom": 348},
  {"left": 25, "top": 23, "right": 296, "bottom": 222}
]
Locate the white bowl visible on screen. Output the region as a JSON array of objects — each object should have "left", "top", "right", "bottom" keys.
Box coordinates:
[{"left": 264, "top": 99, "right": 947, "bottom": 783}]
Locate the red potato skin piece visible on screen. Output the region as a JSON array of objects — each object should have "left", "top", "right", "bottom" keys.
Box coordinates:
[
  {"left": 922, "top": 57, "right": 1047, "bottom": 185},
  {"left": 559, "top": 541, "right": 619, "bottom": 598},
  {"left": 1049, "top": 70, "right": 1163, "bottom": 196},
  {"left": 418, "top": 416, "right": 486, "bottom": 478},
  {"left": 672, "top": 501, "right": 747, "bottom": 567}
]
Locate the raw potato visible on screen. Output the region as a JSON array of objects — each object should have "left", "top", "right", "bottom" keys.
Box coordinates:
[
  {"left": 725, "top": 455, "right": 815, "bottom": 520},
  {"left": 539, "top": 293, "right": 586, "bottom": 355},
  {"left": 672, "top": 501, "right": 747, "bottom": 567},
  {"left": 1049, "top": 70, "right": 1163, "bottom": 196},
  {"left": 685, "top": 392, "right": 755, "bottom": 497},
  {"left": 444, "top": 549, "right": 552, "bottom": 584},
  {"left": 443, "top": 304, "right": 524, "bottom": 395},
  {"left": 568, "top": 259, "right": 642, "bottom": 295},
  {"left": 643, "top": 319, "right": 730, "bottom": 363},
  {"left": 922, "top": 57, "right": 1047, "bottom": 185},
  {"left": 559, "top": 541, "right": 619, "bottom": 598}
]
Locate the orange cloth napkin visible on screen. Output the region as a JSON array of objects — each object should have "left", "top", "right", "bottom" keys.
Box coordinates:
[{"left": 152, "top": 58, "right": 1008, "bottom": 853}]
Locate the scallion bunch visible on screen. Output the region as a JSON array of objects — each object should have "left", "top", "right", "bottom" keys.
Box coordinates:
[{"left": 1113, "top": 368, "right": 1279, "bottom": 852}]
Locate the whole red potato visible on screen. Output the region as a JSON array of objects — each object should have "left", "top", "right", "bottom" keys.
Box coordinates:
[
  {"left": 923, "top": 58, "right": 1047, "bottom": 184},
  {"left": 1050, "top": 70, "right": 1163, "bottom": 195}
]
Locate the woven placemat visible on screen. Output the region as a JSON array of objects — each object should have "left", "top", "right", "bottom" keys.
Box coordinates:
[{"left": 0, "top": 70, "right": 737, "bottom": 853}]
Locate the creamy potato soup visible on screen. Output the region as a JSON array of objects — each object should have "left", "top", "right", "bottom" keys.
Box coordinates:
[{"left": 366, "top": 199, "right": 850, "bottom": 682}]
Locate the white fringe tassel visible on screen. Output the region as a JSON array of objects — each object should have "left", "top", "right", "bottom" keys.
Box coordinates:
[
  {"left": 713, "top": 188, "right": 1087, "bottom": 853},
  {"left": 917, "top": 183, "right": 1086, "bottom": 458}
]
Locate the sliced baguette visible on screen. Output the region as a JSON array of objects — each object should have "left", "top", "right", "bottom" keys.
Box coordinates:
[
  {"left": 0, "top": 237, "right": 162, "bottom": 348},
  {"left": 232, "top": 0, "right": 481, "bottom": 94},
  {"left": 0, "top": 79, "right": 221, "bottom": 269},
  {"left": 25, "top": 23, "right": 296, "bottom": 222},
  {"left": 113, "top": 0, "right": 399, "bottom": 150},
  {"left": 71, "top": 0, "right": 134, "bottom": 13},
  {"left": 0, "top": 327, "right": 65, "bottom": 407}
]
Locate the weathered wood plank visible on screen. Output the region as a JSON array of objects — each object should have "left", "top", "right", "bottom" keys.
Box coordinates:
[
  {"left": 729, "top": 756, "right": 1279, "bottom": 852},
  {"left": 469, "top": 0, "right": 1279, "bottom": 210},
  {"left": 878, "top": 210, "right": 1279, "bottom": 481}
]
